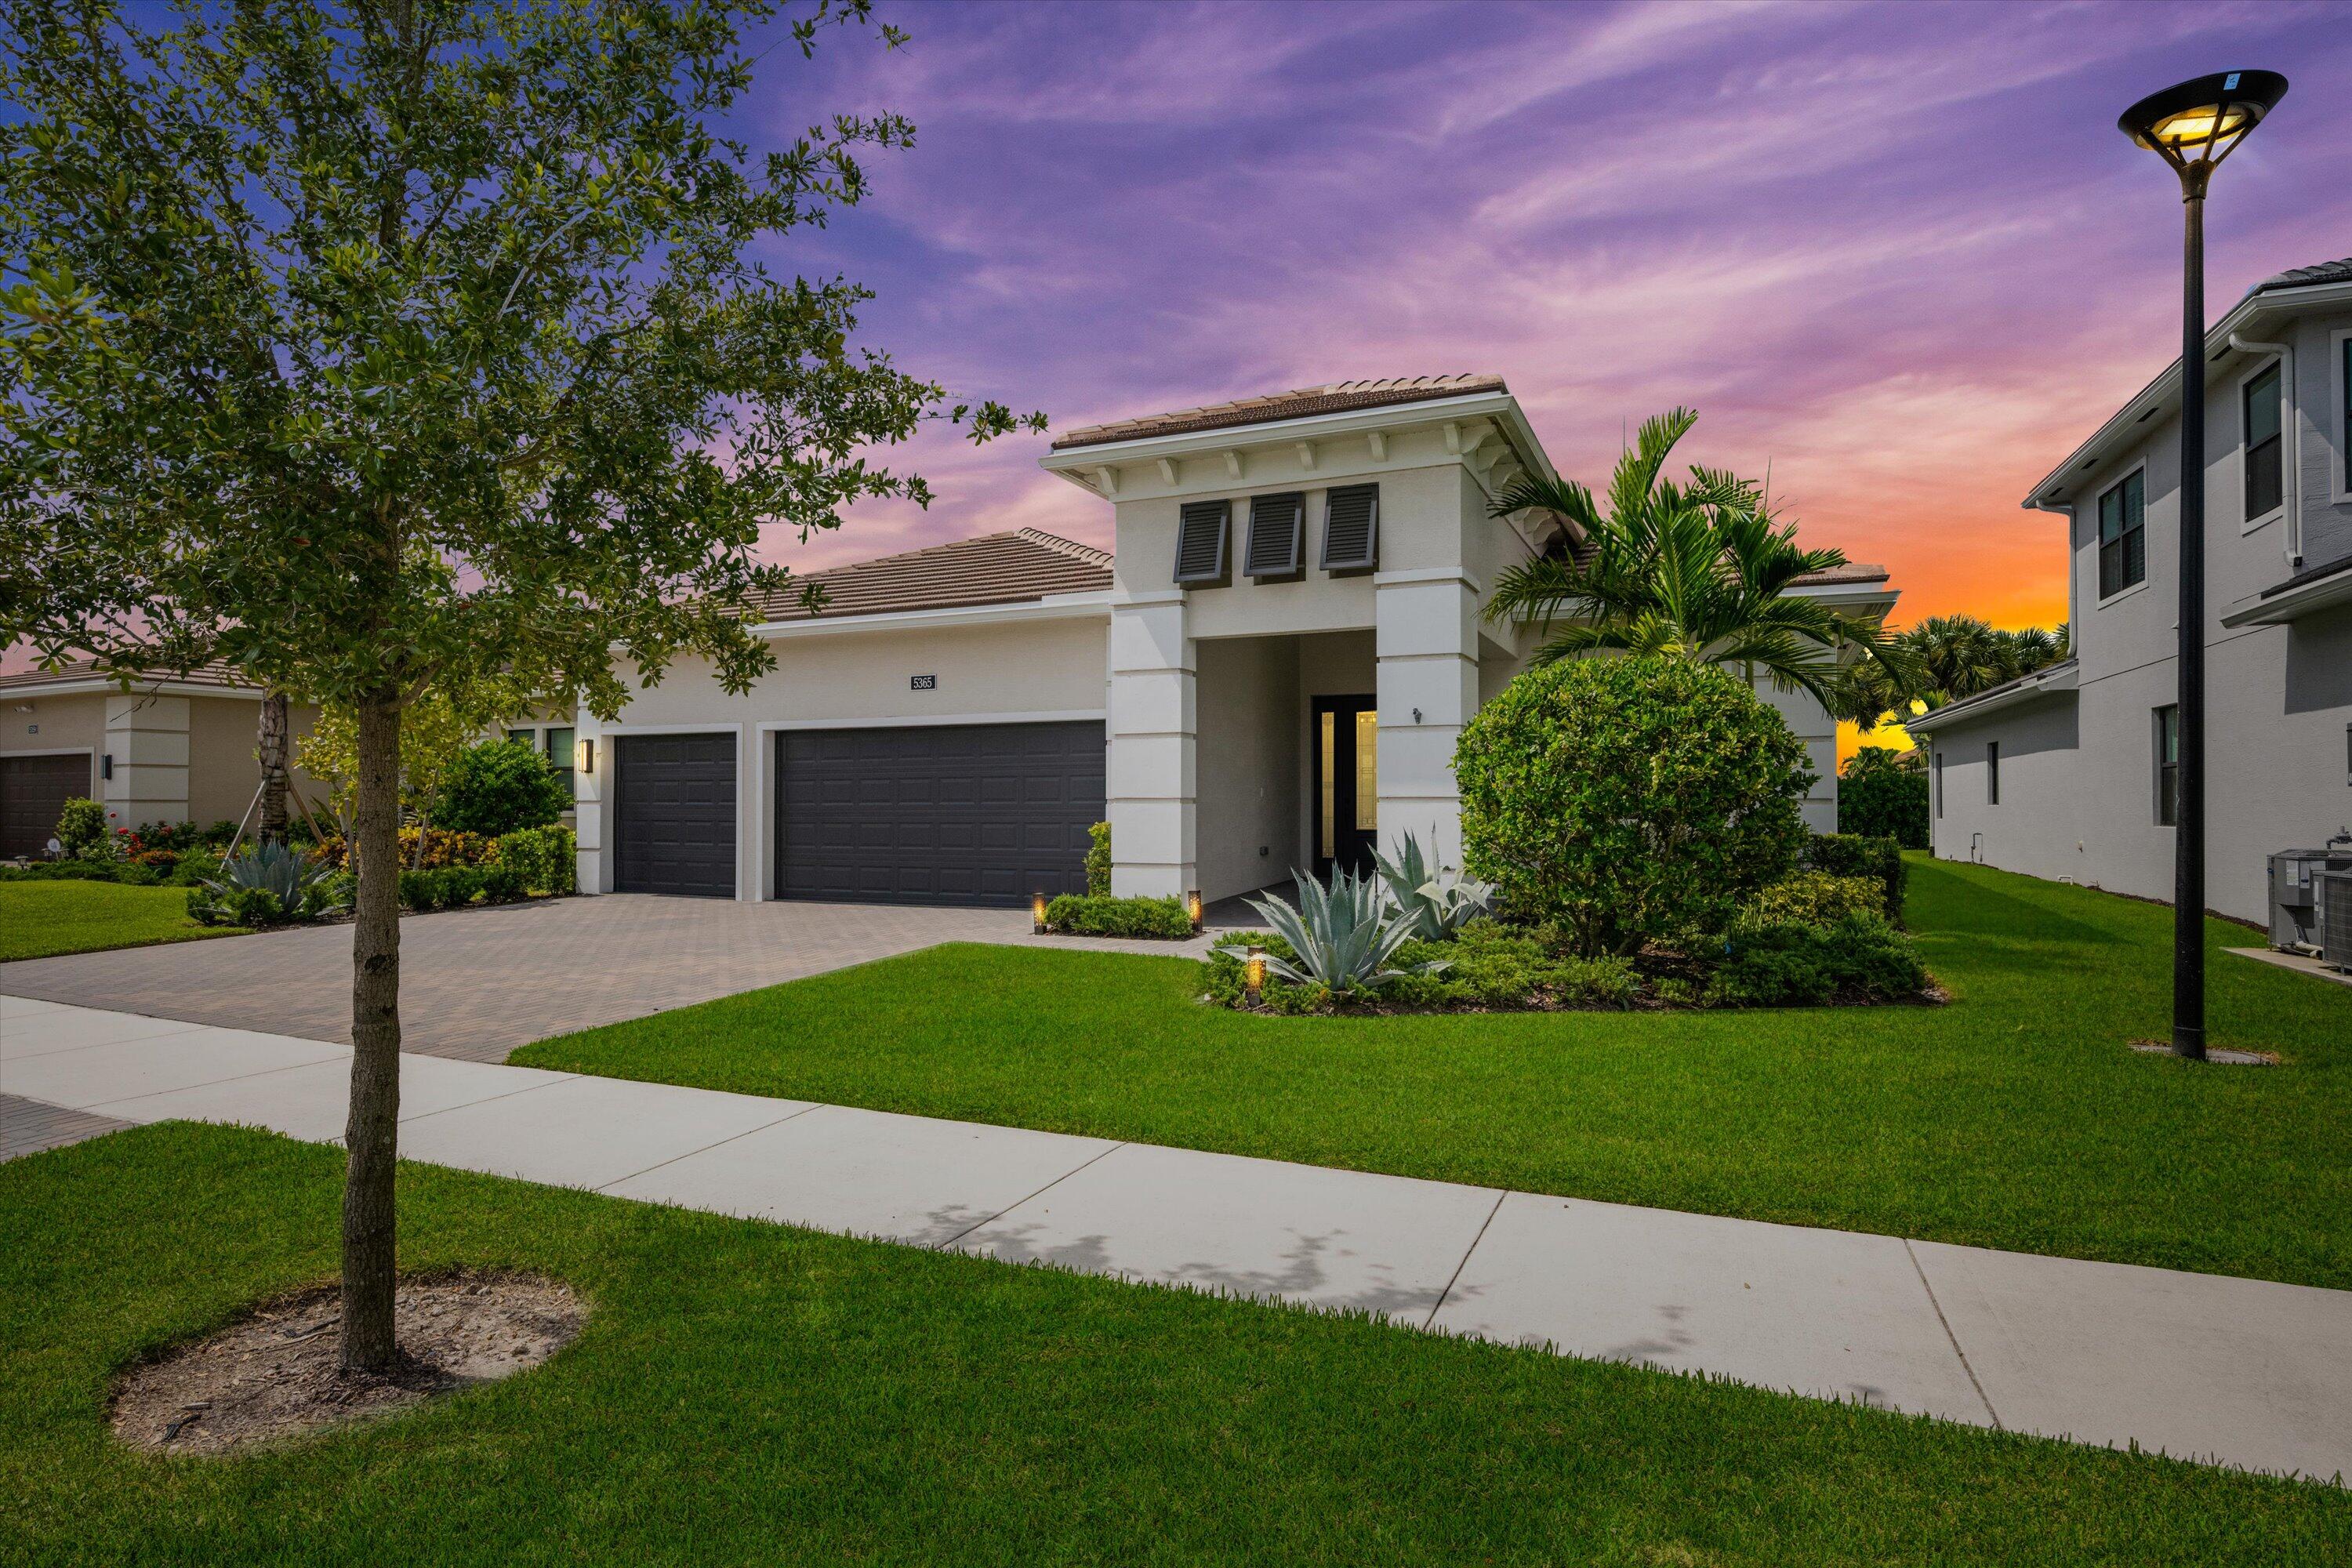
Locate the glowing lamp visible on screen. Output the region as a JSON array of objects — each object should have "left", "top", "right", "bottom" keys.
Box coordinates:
[
  {"left": 1243, "top": 946, "right": 1266, "bottom": 1004},
  {"left": 1185, "top": 889, "right": 1203, "bottom": 930},
  {"left": 575, "top": 737, "right": 595, "bottom": 776},
  {"left": 1032, "top": 891, "right": 1049, "bottom": 935}
]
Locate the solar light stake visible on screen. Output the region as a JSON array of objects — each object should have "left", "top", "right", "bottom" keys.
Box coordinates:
[{"left": 2118, "top": 70, "right": 2286, "bottom": 1060}]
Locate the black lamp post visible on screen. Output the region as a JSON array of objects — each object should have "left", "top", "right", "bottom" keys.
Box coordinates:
[{"left": 2117, "top": 70, "right": 2288, "bottom": 1061}]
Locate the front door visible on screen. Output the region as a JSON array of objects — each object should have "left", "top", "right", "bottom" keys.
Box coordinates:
[{"left": 1311, "top": 695, "right": 1377, "bottom": 878}]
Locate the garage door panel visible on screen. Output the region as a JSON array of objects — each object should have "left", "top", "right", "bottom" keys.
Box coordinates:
[
  {"left": 615, "top": 733, "right": 736, "bottom": 898},
  {"left": 1, "top": 753, "right": 92, "bottom": 860},
  {"left": 777, "top": 721, "right": 1105, "bottom": 908}
]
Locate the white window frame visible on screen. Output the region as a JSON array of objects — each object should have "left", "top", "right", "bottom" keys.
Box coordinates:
[
  {"left": 2234, "top": 354, "right": 2287, "bottom": 535},
  {"left": 2092, "top": 459, "right": 2151, "bottom": 607}
]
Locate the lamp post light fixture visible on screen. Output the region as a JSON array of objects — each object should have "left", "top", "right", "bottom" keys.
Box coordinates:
[
  {"left": 1242, "top": 946, "right": 1267, "bottom": 1006},
  {"left": 1032, "top": 891, "right": 1049, "bottom": 935},
  {"left": 1185, "top": 888, "right": 1203, "bottom": 931},
  {"left": 2117, "top": 69, "right": 2288, "bottom": 1062}
]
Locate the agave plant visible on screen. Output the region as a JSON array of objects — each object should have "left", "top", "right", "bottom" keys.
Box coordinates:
[
  {"left": 1374, "top": 829, "right": 1494, "bottom": 941},
  {"left": 205, "top": 842, "right": 345, "bottom": 918},
  {"left": 1244, "top": 864, "right": 1448, "bottom": 996}
]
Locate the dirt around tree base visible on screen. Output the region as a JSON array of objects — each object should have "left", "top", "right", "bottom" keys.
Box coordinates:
[{"left": 111, "top": 1269, "right": 583, "bottom": 1455}]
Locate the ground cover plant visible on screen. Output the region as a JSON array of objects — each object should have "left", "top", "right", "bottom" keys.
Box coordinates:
[
  {"left": 3, "top": 1122, "right": 2344, "bottom": 1566},
  {"left": 522, "top": 857, "right": 2352, "bottom": 1290},
  {"left": 0, "top": 880, "right": 248, "bottom": 962}
]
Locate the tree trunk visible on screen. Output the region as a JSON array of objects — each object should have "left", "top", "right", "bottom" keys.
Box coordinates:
[
  {"left": 257, "top": 691, "right": 290, "bottom": 845},
  {"left": 340, "top": 690, "right": 404, "bottom": 1374}
]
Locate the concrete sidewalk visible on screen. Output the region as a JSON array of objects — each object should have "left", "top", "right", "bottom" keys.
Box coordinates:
[{"left": 5, "top": 991, "right": 2348, "bottom": 1485}]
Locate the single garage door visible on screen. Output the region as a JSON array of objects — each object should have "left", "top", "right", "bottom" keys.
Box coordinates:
[
  {"left": 2, "top": 753, "right": 91, "bottom": 860},
  {"left": 614, "top": 732, "right": 737, "bottom": 898},
  {"left": 778, "top": 721, "right": 1105, "bottom": 907}
]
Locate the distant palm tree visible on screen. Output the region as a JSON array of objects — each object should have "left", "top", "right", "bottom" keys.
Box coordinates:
[
  {"left": 1485, "top": 408, "right": 1904, "bottom": 709},
  {"left": 1834, "top": 615, "right": 2072, "bottom": 728}
]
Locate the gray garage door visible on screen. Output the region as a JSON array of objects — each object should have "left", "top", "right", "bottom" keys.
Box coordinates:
[
  {"left": 778, "top": 721, "right": 1105, "bottom": 907},
  {"left": 614, "top": 733, "right": 737, "bottom": 898},
  {"left": 2, "top": 753, "right": 91, "bottom": 860}
]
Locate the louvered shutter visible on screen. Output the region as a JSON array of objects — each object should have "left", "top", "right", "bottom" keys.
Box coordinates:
[
  {"left": 1244, "top": 492, "right": 1305, "bottom": 579},
  {"left": 1173, "top": 500, "right": 1230, "bottom": 586},
  {"left": 1320, "top": 483, "right": 1379, "bottom": 574}
]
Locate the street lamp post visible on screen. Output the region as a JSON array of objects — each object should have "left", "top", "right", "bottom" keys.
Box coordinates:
[{"left": 2117, "top": 71, "right": 2288, "bottom": 1061}]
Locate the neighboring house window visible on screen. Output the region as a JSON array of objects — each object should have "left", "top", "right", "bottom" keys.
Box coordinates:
[
  {"left": 1987, "top": 741, "right": 1999, "bottom": 806},
  {"left": 2155, "top": 706, "right": 2179, "bottom": 826},
  {"left": 544, "top": 725, "right": 575, "bottom": 803},
  {"left": 505, "top": 726, "right": 535, "bottom": 745},
  {"left": 1933, "top": 750, "right": 1944, "bottom": 818},
  {"left": 2244, "top": 361, "right": 2283, "bottom": 521},
  {"left": 2097, "top": 470, "right": 2145, "bottom": 597}
]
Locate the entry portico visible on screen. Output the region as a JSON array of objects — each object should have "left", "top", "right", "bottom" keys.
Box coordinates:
[{"left": 1042, "top": 376, "right": 1555, "bottom": 902}]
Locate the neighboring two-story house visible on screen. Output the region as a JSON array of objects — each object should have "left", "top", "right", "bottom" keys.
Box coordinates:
[
  {"left": 1910, "top": 258, "right": 2352, "bottom": 924},
  {"left": 572, "top": 376, "right": 1896, "bottom": 907}
]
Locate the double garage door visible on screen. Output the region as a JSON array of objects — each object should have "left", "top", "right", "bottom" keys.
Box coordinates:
[{"left": 612, "top": 721, "right": 1104, "bottom": 907}]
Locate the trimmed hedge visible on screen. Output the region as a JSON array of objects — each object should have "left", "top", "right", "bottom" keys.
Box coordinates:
[
  {"left": 1806, "top": 833, "right": 1905, "bottom": 921},
  {"left": 491, "top": 825, "right": 575, "bottom": 896},
  {"left": 1044, "top": 893, "right": 1193, "bottom": 940},
  {"left": 1455, "top": 657, "right": 1813, "bottom": 955},
  {"left": 1704, "top": 911, "right": 1929, "bottom": 1007},
  {"left": 1838, "top": 746, "right": 1929, "bottom": 848},
  {"left": 1748, "top": 871, "right": 1885, "bottom": 926}
]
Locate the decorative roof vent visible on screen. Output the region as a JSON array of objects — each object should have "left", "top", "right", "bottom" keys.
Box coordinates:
[
  {"left": 1174, "top": 500, "right": 1231, "bottom": 586},
  {"left": 1244, "top": 492, "right": 1306, "bottom": 580},
  {"left": 1320, "top": 483, "right": 1379, "bottom": 575}
]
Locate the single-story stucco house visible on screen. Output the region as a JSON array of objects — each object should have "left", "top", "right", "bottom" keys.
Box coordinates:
[
  {"left": 570, "top": 376, "right": 1898, "bottom": 907},
  {"left": 1908, "top": 256, "right": 2352, "bottom": 927}
]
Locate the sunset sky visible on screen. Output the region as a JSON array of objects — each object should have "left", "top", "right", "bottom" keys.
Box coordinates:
[{"left": 744, "top": 0, "right": 2352, "bottom": 637}]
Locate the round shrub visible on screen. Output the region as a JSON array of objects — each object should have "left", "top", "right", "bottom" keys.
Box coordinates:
[
  {"left": 1746, "top": 871, "right": 1884, "bottom": 927},
  {"left": 431, "top": 739, "right": 569, "bottom": 837},
  {"left": 1454, "top": 656, "right": 1813, "bottom": 956},
  {"left": 53, "top": 797, "right": 108, "bottom": 857}
]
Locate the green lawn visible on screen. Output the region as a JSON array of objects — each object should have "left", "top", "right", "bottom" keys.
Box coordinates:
[
  {"left": 3, "top": 1123, "right": 2344, "bottom": 1564},
  {"left": 0, "top": 880, "right": 244, "bottom": 962},
  {"left": 519, "top": 857, "right": 2352, "bottom": 1290}
]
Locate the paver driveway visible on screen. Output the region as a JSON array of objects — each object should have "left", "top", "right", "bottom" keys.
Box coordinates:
[{"left": 0, "top": 894, "right": 1206, "bottom": 1062}]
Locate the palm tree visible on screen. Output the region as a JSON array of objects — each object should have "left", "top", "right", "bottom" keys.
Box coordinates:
[
  {"left": 1484, "top": 408, "right": 1903, "bottom": 709},
  {"left": 1834, "top": 615, "right": 2073, "bottom": 729}
]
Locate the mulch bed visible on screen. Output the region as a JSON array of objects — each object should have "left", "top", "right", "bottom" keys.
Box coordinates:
[{"left": 110, "top": 1269, "right": 583, "bottom": 1456}]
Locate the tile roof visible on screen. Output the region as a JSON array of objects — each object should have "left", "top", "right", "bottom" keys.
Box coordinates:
[
  {"left": 1791, "top": 562, "right": 1891, "bottom": 586},
  {"left": 745, "top": 528, "right": 1112, "bottom": 623},
  {"left": 2252, "top": 256, "right": 2352, "bottom": 296},
  {"left": 0, "top": 656, "right": 253, "bottom": 693},
  {"left": 1051, "top": 375, "right": 1508, "bottom": 451}
]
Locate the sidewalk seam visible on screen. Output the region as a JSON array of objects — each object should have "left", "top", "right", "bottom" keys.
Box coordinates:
[
  {"left": 1422, "top": 1189, "right": 1508, "bottom": 1332},
  {"left": 592, "top": 1102, "right": 826, "bottom": 1192},
  {"left": 1905, "top": 1238, "right": 2002, "bottom": 1431},
  {"left": 931, "top": 1140, "right": 1129, "bottom": 1250}
]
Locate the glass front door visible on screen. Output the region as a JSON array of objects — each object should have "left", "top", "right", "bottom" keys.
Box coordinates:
[{"left": 1312, "top": 695, "right": 1377, "bottom": 878}]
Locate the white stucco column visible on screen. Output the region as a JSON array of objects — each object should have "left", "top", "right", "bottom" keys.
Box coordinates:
[
  {"left": 1107, "top": 590, "right": 1195, "bottom": 898},
  {"left": 1374, "top": 569, "right": 1479, "bottom": 870},
  {"left": 572, "top": 708, "right": 612, "bottom": 894},
  {"left": 102, "top": 695, "right": 191, "bottom": 829}
]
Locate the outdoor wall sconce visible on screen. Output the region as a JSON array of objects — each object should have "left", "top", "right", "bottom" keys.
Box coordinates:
[
  {"left": 1032, "top": 891, "right": 1049, "bottom": 935},
  {"left": 1243, "top": 946, "right": 1266, "bottom": 1005},
  {"left": 575, "top": 737, "right": 595, "bottom": 777},
  {"left": 1185, "top": 889, "right": 1203, "bottom": 931},
  {"left": 100, "top": 753, "right": 114, "bottom": 780}
]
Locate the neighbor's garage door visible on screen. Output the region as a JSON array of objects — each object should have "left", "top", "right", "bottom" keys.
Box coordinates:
[
  {"left": 777, "top": 721, "right": 1105, "bottom": 907},
  {"left": 614, "top": 732, "right": 737, "bottom": 898},
  {"left": 2, "top": 753, "right": 90, "bottom": 860}
]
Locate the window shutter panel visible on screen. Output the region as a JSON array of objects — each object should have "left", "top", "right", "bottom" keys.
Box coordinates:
[
  {"left": 1244, "top": 492, "right": 1305, "bottom": 579},
  {"left": 1173, "top": 500, "right": 1231, "bottom": 586},
  {"left": 1320, "top": 483, "right": 1379, "bottom": 574}
]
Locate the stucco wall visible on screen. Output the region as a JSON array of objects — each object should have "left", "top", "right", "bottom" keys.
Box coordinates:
[
  {"left": 0, "top": 693, "right": 103, "bottom": 797},
  {"left": 185, "top": 696, "right": 323, "bottom": 826},
  {"left": 1194, "top": 635, "right": 1300, "bottom": 902}
]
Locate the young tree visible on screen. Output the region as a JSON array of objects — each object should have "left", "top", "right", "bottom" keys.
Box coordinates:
[
  {"left": 0, "top": 0, "right": 1035, "bottom": 1371},
  {"left": 256, "top": 691, "right": 292, "bottom": 845}
]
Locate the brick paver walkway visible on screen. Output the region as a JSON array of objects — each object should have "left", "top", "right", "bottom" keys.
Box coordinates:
[
  {"left": 0, "top": 895, "right": 1219, "bottom": 1063},
  {"left": 0, "top": 1091, "right": 132, "bottom": 1161}
]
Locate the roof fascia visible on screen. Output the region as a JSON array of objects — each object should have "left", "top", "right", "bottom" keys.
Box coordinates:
[{"left": 750, "top": 591, "right": 1112, "bottom": 641}]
